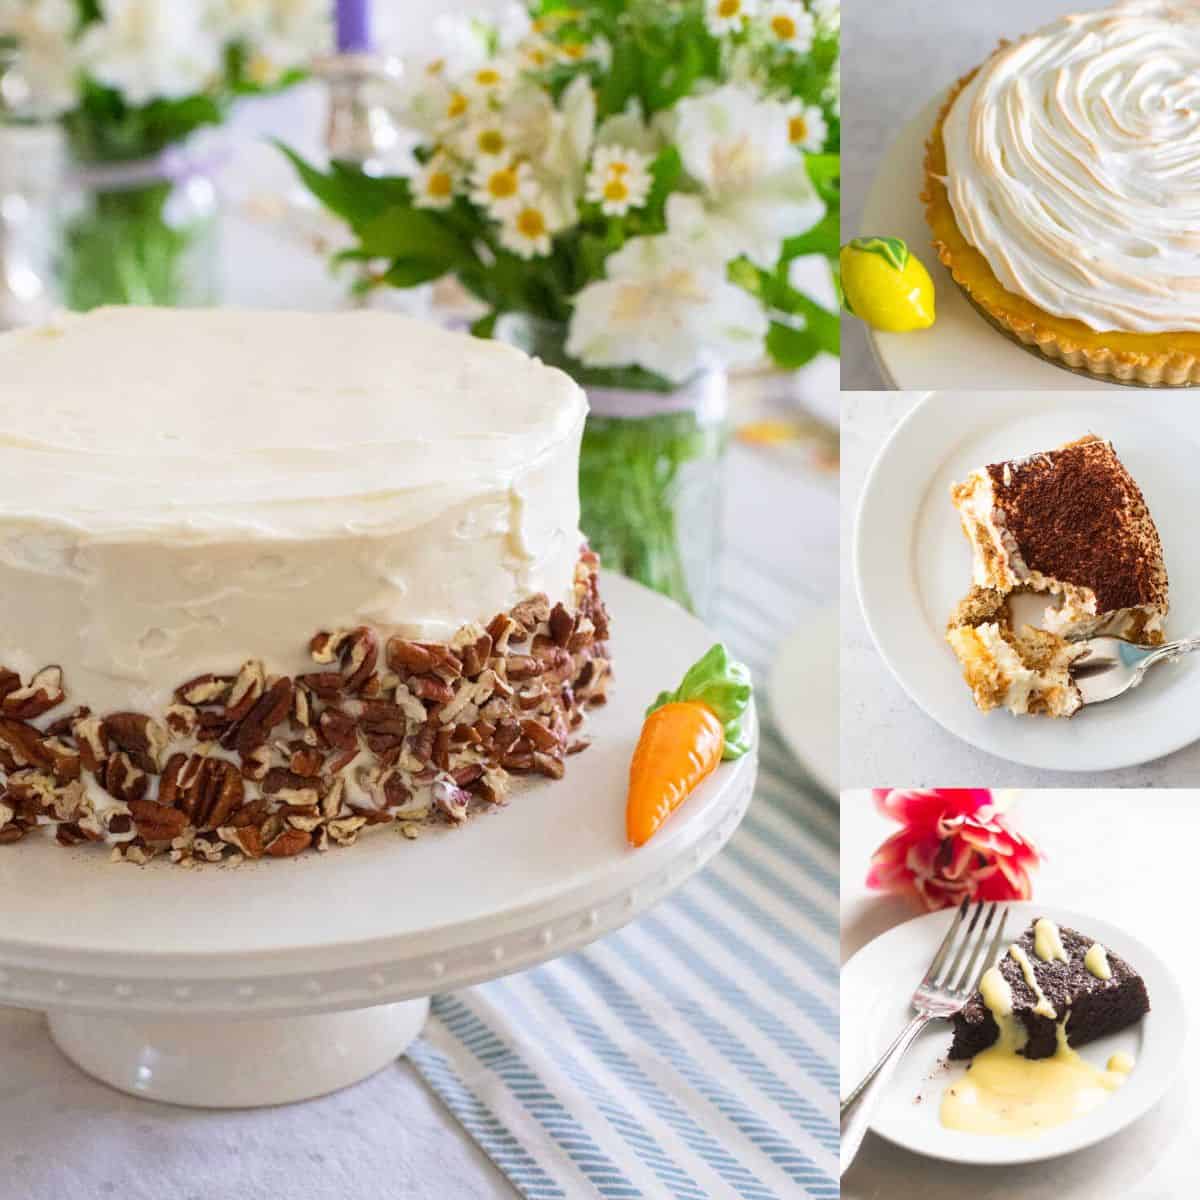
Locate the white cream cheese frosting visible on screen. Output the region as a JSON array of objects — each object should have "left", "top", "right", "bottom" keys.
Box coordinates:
[
  {"left": 0, "top": 307, "right": 588, "bottom": 713},
  {"left": 942, "top": 0, "right": 1200, "bottom": 333}
]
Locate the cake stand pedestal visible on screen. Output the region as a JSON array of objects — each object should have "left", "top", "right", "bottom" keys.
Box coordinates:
[{"left": 0, "top": 575, "right": 756, "bottom": 1108}]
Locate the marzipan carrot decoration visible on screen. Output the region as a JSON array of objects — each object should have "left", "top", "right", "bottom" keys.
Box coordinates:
[{"left": 626, "top": 644, "right": 752, "bottom": 847}]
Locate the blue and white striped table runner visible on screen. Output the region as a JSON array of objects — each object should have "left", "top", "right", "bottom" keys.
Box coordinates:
[{"left": 409, "top": 529, "right": 840, "bottom": 1199}]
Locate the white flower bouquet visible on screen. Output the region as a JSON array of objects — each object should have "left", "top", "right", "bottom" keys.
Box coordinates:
[
  {"left": 0, "top": 0, "right": 326, "bottom": 308},
  {"left": 286, "top": 0, "right": 840, "bottom": 610}
]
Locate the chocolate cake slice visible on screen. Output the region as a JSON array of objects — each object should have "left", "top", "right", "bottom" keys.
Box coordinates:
[{"left": 949, "top": 919, "right": 1149, "bottom": 1061}]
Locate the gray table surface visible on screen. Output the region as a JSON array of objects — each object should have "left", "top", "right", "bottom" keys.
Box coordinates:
[
  {"left": 841, "top": 0, "right": 1098, "bottom": 391},
  {"left": 840, "top": 393, "right": 1200, "bottom": 787}
]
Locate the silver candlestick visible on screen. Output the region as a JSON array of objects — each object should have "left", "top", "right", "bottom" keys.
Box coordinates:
[{"left": 311, "top": 51, "right": 406, "bottom": 173}]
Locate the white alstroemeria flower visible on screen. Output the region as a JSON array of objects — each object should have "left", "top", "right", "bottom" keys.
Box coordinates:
[
  {"left": 412, "top": 153, "right": 459, "bottom": 210},
  {"left": 0, "top": 0, "right": 77, "bottom": 114},
  {"left": 762, "top": 1, "right": 814, "bottom": 52},
  {"left": 704, "top": 0, "right": 758, "bottom": 36},
  {"left": 494, "top": 2, "right": 533, "bottom": 49},
  {"left": 458, "top": 114, "right": 516, "bottom": 164},
  {"left": 566, "top": 221, "right": 768, "bottom": 383},
  {"left": 470, "top": 157, "right": 535, "bottom": 219},
  {"left": 498, "top": 189, "right": 562, "bottom": 259},
  {"left": 506, "top": 74, "right": 594, "bottom": 227},
  {"left": 78, "top": 0, "right": 221, "bottom": 105},
  {"left": 785, "top": 101, "right": 828, "bottom": 152},
  {"left": 428, "top": 13, "right": 490, "bottom": 77},
  {"left": 596, "top": 99, "right": 663, "bottom": 156},
  {"left": 584, "top": 144, "right": 653, "bottom": 216},
  {"left": 673, "top": 82, "right": 823, "bottom": 267},
  {"left": 211, "top": 0, "right": 328, "bottom": 81}
]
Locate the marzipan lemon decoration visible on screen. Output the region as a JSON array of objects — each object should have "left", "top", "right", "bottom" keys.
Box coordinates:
[{"left": 840, "top": 236, "right": 935, "bottom": 333}]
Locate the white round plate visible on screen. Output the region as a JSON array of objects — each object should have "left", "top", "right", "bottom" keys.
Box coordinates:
[
  {"left": 0, "top": 572, "right": 756, "bottom": 1018},
  {"left": 840, "top": 901, "right": 1185, "bottom": 1166},
  {"left": 855, "top": 392, "right": 1200, "bottom": 771},
  {"left": 860, "top": 96, "right": 1125, "bottom": 393},
  {"left": 769, "top": 612, "right": 837, "bottom": 794}
]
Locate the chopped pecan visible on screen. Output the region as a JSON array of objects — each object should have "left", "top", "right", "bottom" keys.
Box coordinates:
[
  {"left": 520, "top": 718, "right": 560, "bottom": 752},
  {"left": 167, "top": 755, "right": 245, "bottom": 830},
  {"left": 289, "top": 746, "right": 325, "bottom": 777},
  {"left": 100, "top": 751, "right": 149, "bottom": 803},
  {"left": 43, "top": 736, "right": 81, "bottom": 784},
  {"left": 460, "top": 633, "right": 493, "bottom": 677},
  {"left": 234, "top": 677, "right": 293, "bottom": 756},
  {"left": 0, "top": 669, "right": 20, "bottom": 703},
  {"left": 319, "top": 706, "right": 358, "bottom": 752},
  {"left": 264, "top": 827, "right": 312, "bottom": 857},
  {"left": 341, "top": 627, "right": 378, "bottom": 693},
  {"left": 506, "top": 656, "right": 541, "bottom": 681},
  {"left": 1, "top": 666, "right": 65, "bottom": 719},
  {"left": 175, "top": 674, "right": 232, "bottom": 707},
  {"left": 224, "top": 660, "right": 266, "bottom": 722},
  {"left": 510, "top": 593, "right": 550, "bottom": 632},
  {"left": 359, "top": 701, "right": 407, "bottom": 754},
  {"left": 103, "top": 713, "right": 168, "bottom": 773},
  {"left": 548, "top": 603, "right": 575, "bottom": 648},
  {"left": 0, "top": 718, "right": 52, "bottom": 770},
  {"left": 128, "top": 799, "right": 188, "bottom": 843},
  {"left": 533, "top": 751, "right": 565, "bottom": 780}
]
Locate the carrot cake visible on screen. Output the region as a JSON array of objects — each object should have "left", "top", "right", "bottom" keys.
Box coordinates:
[{"left": 0, "top": 308, "right": 611, "bottom": 863}]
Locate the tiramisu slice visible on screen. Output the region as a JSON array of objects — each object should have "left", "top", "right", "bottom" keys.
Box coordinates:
[
  {"left": 950, "top": 436, "right": 1168, "bottom": 643},
  {"left": 947, "top": 436, "right": 1168, "bottom": 718}
]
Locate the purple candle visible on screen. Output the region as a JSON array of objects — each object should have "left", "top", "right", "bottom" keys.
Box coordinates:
[{"left": 336, "top": 0, "right": 372, "bottom": 53}]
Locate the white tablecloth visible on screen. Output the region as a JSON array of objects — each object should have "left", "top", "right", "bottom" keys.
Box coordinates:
[
  {"left": 840, "top": 393, "right": 1200, "bottom": 788},
  {"left": 841, "top": 0, "right": 1103, "bottom": 391},
  {"left": 841, "top": 791, "right": 1193, "bottom": 1199}
]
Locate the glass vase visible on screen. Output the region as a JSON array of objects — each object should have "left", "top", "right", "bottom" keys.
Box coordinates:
[
  {"left": 494, "top": 314, "right": 728, "bottom": 619},
  {"left": 61, "top": 147, "right": 221, "bottom": 311}
]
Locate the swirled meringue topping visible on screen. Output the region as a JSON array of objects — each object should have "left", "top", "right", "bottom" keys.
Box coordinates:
[
  {"left": 942, "top": 0, "right": 1200, "bottom": 333},
  {"left": 0, "top": 308, "right": 587, "bottom": 712}
]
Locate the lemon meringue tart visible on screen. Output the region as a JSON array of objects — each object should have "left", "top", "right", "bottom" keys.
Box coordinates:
[
  {"left": 924, "top": 1, "right": 1200, "bottom": 386},
  {"left": 0, "top": 308, "right": 611, "bottom": 864}
]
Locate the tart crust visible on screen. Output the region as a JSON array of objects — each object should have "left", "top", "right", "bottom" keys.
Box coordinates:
[{"left": 923, "top": 62, "right": 1200, "bottom": 388}]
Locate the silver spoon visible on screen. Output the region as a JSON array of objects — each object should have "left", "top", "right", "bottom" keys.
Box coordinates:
[{"left": 1071, "top": 635, "right": 1200, "bottom": 706}]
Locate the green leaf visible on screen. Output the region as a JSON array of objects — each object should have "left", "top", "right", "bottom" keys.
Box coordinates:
[
  {"left": 765, "top": 321, "right": 822, "bottom": 369},
  {"left": 382, "top": 258, "right": 451, "bottom": 287},
  {"left": 782, "top": 211, "right": 839, "bottom": 262},
  {"left": 355, "top": 206, "right": 472, "bottom": 264},
  {"left": 848, "top": 236, "right": 909, "bottom": 273},
  {"left": 647, "top": 644, "right": 754, "bottom": 760}
]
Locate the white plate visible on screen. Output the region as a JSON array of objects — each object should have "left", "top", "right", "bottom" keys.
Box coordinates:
[
  {"left": 840, "top": 901, "right": 1185, "bottom": 1166},
  {"left": 859, "top": 96, "right": 1126, "bottom": 393},
  {"left": 769, "top": 613, "right": 838, "bottom": 794},
  {"left": 854, "top": 392, "right": 1200, "bottom": 771}
]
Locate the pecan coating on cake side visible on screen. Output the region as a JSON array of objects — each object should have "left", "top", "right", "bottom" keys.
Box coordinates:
[{"left": 0, "top": 551, "right": 610, "bottom": 866}]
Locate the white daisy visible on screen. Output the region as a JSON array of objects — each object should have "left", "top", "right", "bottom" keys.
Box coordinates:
[
  {"left": 458, "top": 116, "right": 515, "bottom": 164},
  {"left": 462, "top": 60, "right": 514, "bottom": 103},
  {"left": 785, "top": 101, "right": 828, "bottom": 152},
  {"left": 470, "top": 158, "right": 535, "bottom": 219},
  {"left": 762, "top": 1, "right": 815, "bottom": 51},
  {"left": 517, "top": 34, "right": 558, "bottom": 70},
  {"left": 412, "top": 154, "right": 459, "bottom": 210},
  {"left": 499, "top": 195, "right": 557, "bottom": 259},
  {"left": 705, "top": 0, "right": 757, "bottom": 37},
  {"left": 585, "top": 145, "right": 653, "bottom": 217}
]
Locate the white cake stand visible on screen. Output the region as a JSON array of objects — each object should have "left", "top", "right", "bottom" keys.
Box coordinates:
[{"left": 0, "top": 574, "right": 756, "bottom": 1108}]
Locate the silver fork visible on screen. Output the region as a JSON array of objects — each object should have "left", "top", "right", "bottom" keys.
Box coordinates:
[
  {"left": 839, "top": 898, "right": 1010, "bottom": 1176},
  {"left": 1070, "top": 635, "right": 1200, "bottom": 707}
]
